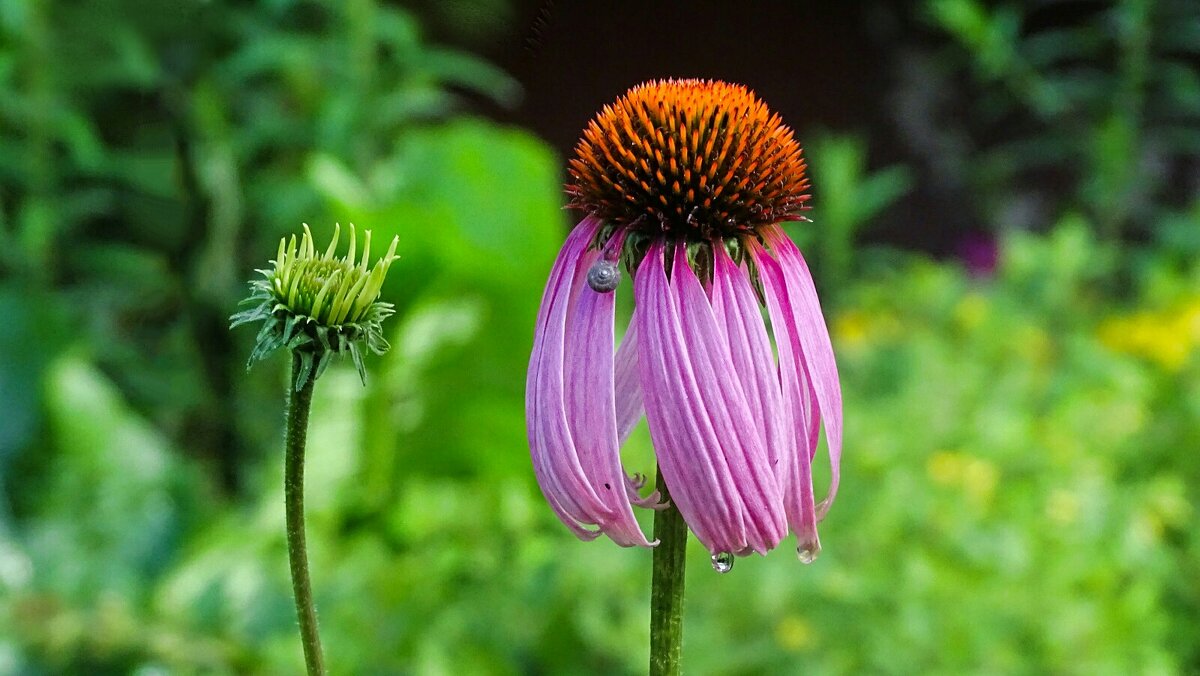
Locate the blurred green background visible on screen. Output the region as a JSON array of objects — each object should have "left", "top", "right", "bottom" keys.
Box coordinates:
[{"left": 2, "top": 1, "right": 1199, "bottom": 674}]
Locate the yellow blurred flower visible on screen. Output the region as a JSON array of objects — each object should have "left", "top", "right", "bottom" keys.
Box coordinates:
[
  {"left": 962, "top": 457, "right": 998, "bottom": 504},
  {"left": 953, "top": 292, "right": 989, "bottom": 332},
  {"left": 833, "top": 309, "right": 872, "bottom": 348},
  {"left": 1014, "top": 324, "right": 1053, "bottom": 363},
  {"left": 927, "top": 450, "right": 999, "bottom": 508},
  {"left": 927, "top": 450, "right": 961, "bottom": 485},
  {"left": 1097, "top": 296, "right": 1200, "bottom": 371},
  {"left": 1045, "top": 489, "right": 1080, "bottom": 526},
  {"left": 832, "top": 307, "right": 903, "bottom": 350},
  {"left": 775, "top": 614, "right": 817, "bottom": 652}
]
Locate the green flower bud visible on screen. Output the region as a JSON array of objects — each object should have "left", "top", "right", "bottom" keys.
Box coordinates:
[{"left": 231, "top": 223, "right": 399, "bottom": 389}]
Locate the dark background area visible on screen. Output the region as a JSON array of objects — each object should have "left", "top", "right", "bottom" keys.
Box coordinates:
[
  {"left": 489, "top": 2, "right": 937, "bottom": 247},
  {"left": 430, "top": 1, "right": 1040, "bottom": 253},
  {"left": 424, "top": 0, "right": 1200, "bottom": 254}
]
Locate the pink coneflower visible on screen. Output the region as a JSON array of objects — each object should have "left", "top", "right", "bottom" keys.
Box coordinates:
[{"left": 526, "top": 79, "right": 842, "bottom": 565}]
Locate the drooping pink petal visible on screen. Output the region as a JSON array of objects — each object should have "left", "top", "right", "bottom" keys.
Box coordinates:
[
  {"left": 563, "top": 249, "right": 656, "bottom": 546},
  {"left": 751, "top": 237, "right": 816, "bottom": 548},
  {"left": 589, "top": 225, "right": 660, "bottom": 510},
  {"left": 527, "top": 217, "right": 659, "bottom": 545},
  {"left": 667, "top": 245, "right": 786, "bottom": 553},
  {"left": 762, "top": 225, "right": 843, "bottom": 519},
  {"left": 751, "top": 232, "right": 828, "bottom": 556},
  {"left": 526, "top": 217, "right": 608, "bottom": 540},
  {"left": 709, "top": 244, "right": 792, "bottom": 479},
  {"left": 636, "top": 241, "right": 786, "bottom": 555},
  {"left": 614, "top": 311, "right": 643, "bottom": 444},
  {"left": 614, "top": 287, "right": 662, "bottom": 509},
  {"left": 635, "top": 244, "right": 732, "bottom": 550}
]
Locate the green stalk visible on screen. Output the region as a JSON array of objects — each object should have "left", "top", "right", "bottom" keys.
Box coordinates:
[
  {"left": 649, "top": 465, "right": 688, "bottom": 676},
  {"left": 285, "top": 352, "right": 326, "bottom": 675}
]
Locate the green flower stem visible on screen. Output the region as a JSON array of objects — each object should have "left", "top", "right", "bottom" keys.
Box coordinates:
[
  {"left": 649, "top": 465, "right": 687, "bottom": 676},
  {"left": 285, "top": 351, "right": 326, "bottom": 676}
]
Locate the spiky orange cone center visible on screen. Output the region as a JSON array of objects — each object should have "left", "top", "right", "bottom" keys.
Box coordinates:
[{"left": 568, "top": 78, "right": 810, "bottom": 241}]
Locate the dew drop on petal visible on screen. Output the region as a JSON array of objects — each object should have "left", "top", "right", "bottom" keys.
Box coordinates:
[
  {"left": 797, "top": 539, "right": 821, "bottom": 565},
  {"left": 587, "top": 259, "right": 621, "bottom": 292},
  {"left": 710, "top": 552, "right": 734, "bottom": 574}
]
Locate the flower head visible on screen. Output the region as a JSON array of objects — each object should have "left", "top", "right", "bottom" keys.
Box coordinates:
[
  {"left": 568, "top": 79, "right": 810, "bottom": 240},
  {"left": 231, "top": 223, "right": 399, "bottom": 389},
  {"left": 527, "top": 79, "right": 842, "bottom": 565}
]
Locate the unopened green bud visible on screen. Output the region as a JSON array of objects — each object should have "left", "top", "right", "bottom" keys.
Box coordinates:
[{"left": 231, "top": 223, "right": 399, "bottom": 389}]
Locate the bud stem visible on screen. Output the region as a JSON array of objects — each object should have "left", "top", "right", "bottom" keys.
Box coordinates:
[
  {"left": 285, "top": 352, "right": 326, "bottom": 675},
  {"left": 649, "top": 464, "right": 687, "bottom": 676}
]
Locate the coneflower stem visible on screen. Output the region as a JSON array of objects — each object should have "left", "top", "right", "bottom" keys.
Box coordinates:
[
  {"left": 649, "top": 465, "right": 687, "bottom": 676},
  {"left": 285, "top": 352, "right": 326, "bottom": 676}
]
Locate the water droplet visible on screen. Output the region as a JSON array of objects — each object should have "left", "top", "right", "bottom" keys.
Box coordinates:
[
  {"left": 710, "top": 552, "right": 734, "bottom": 573},
  {"left": 587, "top": 259, "right": 621, "bottom": 292},
  {"left": 797, "top": 539, "right": 821, "bottom": 565}
]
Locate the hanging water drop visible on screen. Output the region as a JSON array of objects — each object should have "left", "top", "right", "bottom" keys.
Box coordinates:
[
  {"left": 797, "top": 539, "right": 821, "bottom": 565},
  {"left": 587, "top": 258, "right": 621, "bottom": 292},
  {"left": 710, "top": 551, "right": 734, "bottom": 574}
]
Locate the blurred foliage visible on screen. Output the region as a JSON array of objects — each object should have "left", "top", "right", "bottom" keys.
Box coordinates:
[
  {"left": 913, "top": 0, "right": 1200, "bottom": 239},
  {"left": 0, "top": 0, "right": 525, "bottom": 493},
  {"left": 799, "top": 133, "right": 914, "bottom": 291},
  {"left": 2, "top": 0, "right": 1199, "bottom": 674},
  {"left": 7, "top": 208, "right": 1199, "bottom": 675}
]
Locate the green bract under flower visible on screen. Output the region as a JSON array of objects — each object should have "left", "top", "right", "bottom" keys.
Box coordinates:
[{"left": 230, "top": 223, "right": 399, "bottom": 389}]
